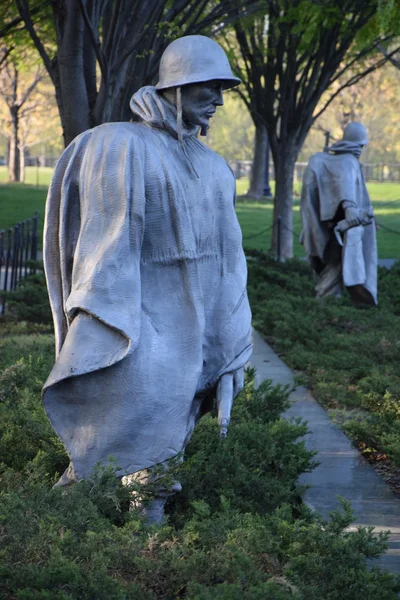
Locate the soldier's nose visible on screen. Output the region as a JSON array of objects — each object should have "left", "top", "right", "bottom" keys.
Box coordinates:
[{"left": 214, "top": 87, "right": 224, "bottom": 106}]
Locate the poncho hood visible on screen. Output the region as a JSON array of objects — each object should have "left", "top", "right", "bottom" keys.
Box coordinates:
[
  {"left": 327, "top": 139, "right": 363, "bottom": 159},
  {"left": 129, "top": 85, "right": 199, "bottom": 140}
]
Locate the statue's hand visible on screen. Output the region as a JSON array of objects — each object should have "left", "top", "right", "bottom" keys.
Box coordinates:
[
  {"left": 217, "top": 368, "right": 245, "bottom": 438},
  {"left": 345, "top": 206, "right": 361, "bottom": 228},
  {"left": 233, "top": 367, "right": 245, "bottom": 398},
  {"left": 217, "top": 373, "right": 234, "bottom": 438}
]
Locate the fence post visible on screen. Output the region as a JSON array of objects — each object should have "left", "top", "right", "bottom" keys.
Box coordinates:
[
  {"left": 0, "top": 229, "right": 3, "bottom": 314},
  {"left": 31, "top": 212, "right": 38, "bottom": 273},
  {"left": 2, "top": 229, "right": 12, "bottom": 315},
  {"left": 19, "top": 220, "right": 25, "bottom": 280},
  {"left": 0, "top": 229, "right": 3, "bottom": 268},
  {"left": 10, "top": 224, "right": 19, "bottom": 290},
  {"left": 276, "top": 216, "right": 281, "bottom": 261},
  {"left": 25, "top": 219, "right": 31, "bottom": 278},
  {"left": 4, "top": 227, "right": 11, "bottom": 292}
]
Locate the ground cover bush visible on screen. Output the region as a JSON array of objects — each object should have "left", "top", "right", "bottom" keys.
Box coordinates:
[
  {"left": 1, "top": 320, "right": 400, "bottom": 598},
  {"left": 246, "top": 250, "right": 400, "bottom": 468},
  {"left": 2, "top": 271, "right": 53, "bottom": 325}
]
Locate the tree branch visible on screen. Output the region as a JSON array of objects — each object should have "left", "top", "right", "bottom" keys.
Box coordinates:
[
  {"left": 313, "top": 46, "right": 400, "bottom": 121},
  {"left": 77, "top": 0, "right": 108, "bottom": 83},
  {"left": 18, "top": 68, "right": 43, "bottom": 108},
  {"left": 112, "top": 0, "right": 166, "bottom": 71},
  {"left": 0, "top": 1, "right": 50, "bottom": 39},
  {"left": 377, "top": 43, "right": 400, "bottom": 71},
  {"left": 184, "top": 0, "right": 209, "bottom": 31},
  {"left": 15, "top": 0, "right": 55, "bottom": 83},
  {"left": 329, "top": 36, "right": 394, "bottom": 86},
  {"left": 0, "top": 46, "right": 13, "bottom": 69}
]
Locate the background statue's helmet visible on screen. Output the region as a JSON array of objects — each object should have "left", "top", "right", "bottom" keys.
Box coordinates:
[
  {"left": 156, "top": 35, "right": 241, "bottom": 90},
  {"left": 342, "top": 122, "right": 368, "bottom": 145}
]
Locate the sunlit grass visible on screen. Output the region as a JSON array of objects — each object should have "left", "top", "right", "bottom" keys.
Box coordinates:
[
  {"left": 0, "top": 171, "right": 399, "bottom": 258},
  {"left": 0, "top": 184, "right": 47, "bottom": 240},
  {"left": 0, "top": 166, "right": 54, "bottom": 187},
  {"left": 235, "top": 177, "right": 400, "bottom": 258},
  {"left": 236, "top": 176, "right": 400, "bottom": 203}
]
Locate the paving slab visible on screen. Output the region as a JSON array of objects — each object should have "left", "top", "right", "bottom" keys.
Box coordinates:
[{"left": 250, "top": 328, "right": 400, "bottom": 575}]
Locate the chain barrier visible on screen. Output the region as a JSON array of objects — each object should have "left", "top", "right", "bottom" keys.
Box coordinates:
[
  {"left": 376, "top": 221, "right": 400, "bottom": 236},
  {"left": 242, "top": 225, "right": 273, "bottom": 240},
  {"left": 242, "top": 219, "right": 300, "bottom": 242},
  {"left": 243, "top": 219, "right": 400, "bottom": 243},
  {"left": 376, "top": 198, "right": 400, "bottom": 207},
  {"left": 243, "top": 215, "right": 400, "bottom": 263},
  {"left": 280, "top": 221, "right": 300, "bottom": 238}
]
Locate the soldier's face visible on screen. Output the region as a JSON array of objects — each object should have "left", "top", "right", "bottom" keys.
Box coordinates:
[{"left": 181, "top": 80, "right": 224, "bottom": 130}]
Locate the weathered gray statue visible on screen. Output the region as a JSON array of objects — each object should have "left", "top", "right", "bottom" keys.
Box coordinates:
[
  {"left": 42, "top": 35, "right": 252, "bottom": 517},
  {"left": 300, "top": 122, "right": 377, "bottom": 305}
]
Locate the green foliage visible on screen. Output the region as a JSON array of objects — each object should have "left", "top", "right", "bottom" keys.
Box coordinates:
[
  {"left": 167, "top": 376, "right": 314, "bottom": 525},
  {"left": 0, "top": 331, "right": 399, "bottom": 597},
  {"left": 3, "top": 271, "right": 53, "bottom": 324},
  {"left": 247, "top": 251, "right": 400, "bottom": 466},
  {"left": 377, "top": 0, "right": 400, "bottom": 33},
  {"left": 282, "top": 500, "right": 398, "bottom": 600},
  {"left": 0, "top": 351, "right": 67, "bottom": 475}
]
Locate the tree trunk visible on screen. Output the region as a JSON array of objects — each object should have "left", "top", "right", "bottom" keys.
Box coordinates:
[
  {"left": 20, "top": 144, "right": 25, "bottom": 183},
  {"left": 271, "top": 147, "right": 297, "bottom": 259},
  {"left": 56, "top": 2, "right": 91, "bottom": 145},
  {"left": 8, "top": 106, "right": 20, "bottom": 182},
  {"left": 247, "top": 121, "right": 267, "bottom": 199}
]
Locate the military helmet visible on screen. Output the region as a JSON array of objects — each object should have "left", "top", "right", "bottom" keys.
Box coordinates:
[
  {"left": 156, "top": 35, "right": 241, "bottom": 91},
  {"left": 342, "top": 122, "right": 368, "bottom": 145}
]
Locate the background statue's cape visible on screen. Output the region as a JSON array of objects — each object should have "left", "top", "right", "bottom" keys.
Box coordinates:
[
  {"left": 43, "top": 87, "right": 252, "bottom": 480},
  {"left": 300, "top": 151, "right": 377, "bottom": 304}
]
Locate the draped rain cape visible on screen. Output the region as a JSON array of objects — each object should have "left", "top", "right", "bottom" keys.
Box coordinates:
[
  {"left": 300, "top": 151, "right": 377, "bottom": 305},
  {"left": 43, "top": 86, "right": 252, "bottom": 481}
]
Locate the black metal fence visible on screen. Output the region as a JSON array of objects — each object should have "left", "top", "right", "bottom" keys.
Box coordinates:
[{"left": 0, "top": 213, "right": 39, "bottom": 314}]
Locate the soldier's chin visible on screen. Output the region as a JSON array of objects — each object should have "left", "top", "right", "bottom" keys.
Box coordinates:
[
  {"left": 200, "top": 122, "right": 210, "bottom": 136},
  {"left": 191, "top": 115, "right": 211, "bottom": 136},
  {"left": 184, "top": 114, "right": 210, "bottom": 130}
]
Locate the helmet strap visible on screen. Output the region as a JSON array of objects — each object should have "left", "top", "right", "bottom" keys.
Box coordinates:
[{"left": 176, "top": 87, "right": 183, "bottom": 145}]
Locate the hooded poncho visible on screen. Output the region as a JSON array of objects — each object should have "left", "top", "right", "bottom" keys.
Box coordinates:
[
  {"left": 43, "top": 86, "right": 252, "bottom": 481},
  {"left": 300, "top": 149, "right": 377, "bottom": 305}
]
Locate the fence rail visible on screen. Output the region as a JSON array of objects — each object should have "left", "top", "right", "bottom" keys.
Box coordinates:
[
  {"left": 231, "top": 160, "right": 400, "bottom": 184},
  {"left": 0, "top": 213, "right": 39, "bottom": 314},
  {"left": 243, "top": 214, "right": 399, "bottom": 261}
]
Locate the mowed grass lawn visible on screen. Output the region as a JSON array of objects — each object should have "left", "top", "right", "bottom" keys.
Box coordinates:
[
  {"left": 0, "top": 167, "right": 51, "bottom": 248},
  {"left": 0, "top": 168, "right": 399, "bottom": 258}
]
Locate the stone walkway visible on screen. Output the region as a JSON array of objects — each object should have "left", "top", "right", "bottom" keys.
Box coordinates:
[
  {"left": 250, "top": 329, "right": 400, "bottom": 575},
  {"left": 379, "top": 259, "right": 397, "bottom": 269}
]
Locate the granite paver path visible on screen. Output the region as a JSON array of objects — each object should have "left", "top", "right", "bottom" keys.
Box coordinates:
[{"left": 250, "top": 328, "right": 400, "bottom": 575}]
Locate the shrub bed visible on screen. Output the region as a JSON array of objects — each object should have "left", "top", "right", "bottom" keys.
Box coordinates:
[
  {"left": 246, "top": 250, "right": 400, "bottom": 470},
  {"left": 1, "top": 322, "right": 400, "bottom": 598}
]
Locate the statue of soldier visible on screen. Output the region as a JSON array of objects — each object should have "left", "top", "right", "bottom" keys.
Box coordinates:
[
  {"left": 300, "top": 122, "right": 377, "bottom": 305},
  {"left": 42, "top": 35, "right": 252, "bottom": 520}
]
